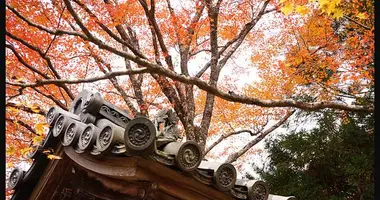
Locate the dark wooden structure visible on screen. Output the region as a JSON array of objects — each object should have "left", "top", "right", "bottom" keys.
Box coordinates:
[{"left": 11, "top": 145, "right": 239, "bottom": 199}]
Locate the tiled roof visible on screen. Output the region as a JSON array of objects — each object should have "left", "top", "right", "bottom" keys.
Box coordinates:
[{"left": 8, "top": 90, "right": 295, "bottom": 200}]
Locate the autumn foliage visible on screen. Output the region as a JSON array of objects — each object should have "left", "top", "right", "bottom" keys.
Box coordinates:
[{"left": 5, "top": 0, "right": 374, "bottom": 195}]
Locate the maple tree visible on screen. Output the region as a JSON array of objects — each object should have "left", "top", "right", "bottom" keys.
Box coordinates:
[{"left": 5, "top": 0, "right": 374, "bottom": 193}]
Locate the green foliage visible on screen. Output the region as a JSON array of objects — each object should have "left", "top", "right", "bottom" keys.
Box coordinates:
[{"left": 256, "top": 111, "right": 373, "bottom": 200}]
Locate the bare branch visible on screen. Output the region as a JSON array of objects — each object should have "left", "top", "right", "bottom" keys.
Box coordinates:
[
  {"left": 190, "top": 38, "right": 210, "bottom": 56},
  {"left": 141, "top": 0, "right": 186, "bottom": 109},
  {"left": 43, "top": 5, "right": 66, "bottom": 56},
  {"left": 98, "top": 89, "right": 161, "bottom": 107},
  {"left": 149, "top": 21, "right": 162, "bottom": 65},
  {"left": 225, "top": 109, "right": 296, "bottom": 163},
  {"left": 91, "top": 52, "right": 141, "bottom": 116},
  {"left": 197, "top": 1, "right": 221, "bottom": 146},
  {"left": 120, "top": 36, "right": 147, "bottom": 116},
  {"left": 138, "top": 0, "right": 175, "bottom": 71},
  {"left": 169, "top": 1, "right": 205, "bottom": 137},
  {"left": 217, "top": 0, "right": 270, "bottom": 70},
  {"left": 205, "top": 129, "right": 258, "bottom": 155},
  {"left": 135, "top": 0, "right": 188, "bottom": 122},
  {"left": 343, "top": 15, "right": 371, "bottom": 30},
  {"left": 165, "top": 0, "right": 193, "bottom": 115},
  {"left": 195, "top": 2, "right": 273, "bottom": 78},
  {"left": 99, "top": 0, "right": 148, "bottom": 115},
  {"left": 144, "top": 12, "right": 188, "bottom": 122},
  {"left": 190, "top": 48, "right": 212, "bottom": 57}
]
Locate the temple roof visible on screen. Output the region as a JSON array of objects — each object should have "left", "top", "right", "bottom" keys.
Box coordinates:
[{"left": 8, "top": 90, "right": 296, "bottom": 200}]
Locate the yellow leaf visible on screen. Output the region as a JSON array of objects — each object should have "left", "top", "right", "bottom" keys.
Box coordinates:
[
  {"left": 33, "top": 136, "right": 43, "bottom": 145},
  {"left": 330, "top": 0, "right": 341, "bottom": 6},
  {"left": 295, "top": 5, "right": 309, "bottom": 16},
  {"left": 324, "top": 3, "right": 336, "bottom": 15},
  {"left": 21, "top": 147, "right": 34, "bottom": 156},
  {"left": 332, "top": 9, "right": 344, "bottom": 19},
  {"left": 280, "top": 0, "right": 287, "bottom": 3},
  {"left": 295, "top": 57, "right": 303, "bottom": 65},
  {"left": 281, "top": 3, "right": 293, "bottom": 16},
  {"left": 318, "top": 0, "right": 329, "bottom": 8},
  {"left": 15, "top": 78, "right": 24, "bottom": 83},
  {"left": 30, "top": 106, "right": 40, "bottom": 113},
  {"left": 47, "top": 154, "right": 62, "bottom": 160},
  {"left": 6, "top": 146, "right": 16, "bottom": 155},
  {"left": 8, "top": 107, "right": 19, "bottom": 113},
  {"left": 35, "top": 122, "right": 49, "bottom": 135},
  {"left": 8, "top": 163, "right": 14, "bottom": 168},
  {"left": 356, "top": 13, "right": 367, "bottom": 19},
  {"left": 32, "top": 109, "right": 40, "bottom": 113}
]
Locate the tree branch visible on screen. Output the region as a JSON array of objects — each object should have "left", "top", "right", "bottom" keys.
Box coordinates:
[
  {"left": 205, "top": 116, "right": 269, "bottom": 155},
  {"left": 6, "top": 118, "right": 38, "bottom": 135},
  {"left": 138, "top": 0, "right": 175, "bottom": 71},
  {"left": 225, "top": 109, "right": 296, "bottom": 163},
  {"left": 6, "top": 68, "right": 149, "bottom": 87},
  {"left": 136, "top": 0, "right": 188, "bottom": 122},
  {"left": 6, "top": 87, "right": 25, "bottom": 101},
  {"left": 6, "top": 59, "right": 372, "bottom": 113},
  {"left": 43, "top": 5, "right": 66, "bottom": 56},
  {"left": 32, "top": 87, "right": 68, "bottom": 110},
  {"left": 6, "top": 102, "right": 46, "bottom": 116},
  {"left": 72, "top": 0, "right": 147, "bottom": 59},
  {"left": 6, "top": 44, "right": 50, "bottom": 79},
  {"left": 144, "top": 13, "right": 188, "bottom": 123},
  {"left": 197, "top": 0, "right": 221, "bottom": 147},
  {"left": 11, "top": 1, "right": 372, "bottom": 113},
  {"left": 343, "top": 15, "right": 371, "bottom": 30},
  {"left": 217, "top": 0, "right": 270, "bottom": 70},
  {"left": 195, "top": 2, "right": 273, "bottom": 78},
  {"left": 5, "top": 31, "right": 74, "bottom": 100},
  {"left": 6, "top": 4, "right": 87, "bottom": 39},
  {"left": 91, "top": 52, "right": 141, "bottom": 116},
  {"left": 205, "top": 129, "right": 258, "bottom": 155},
  {"left": 100, "top": 0, "right": 148, "bottom": 115}
]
